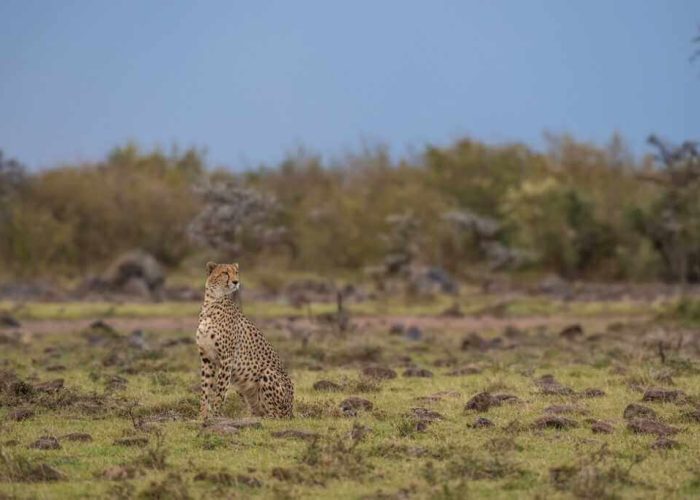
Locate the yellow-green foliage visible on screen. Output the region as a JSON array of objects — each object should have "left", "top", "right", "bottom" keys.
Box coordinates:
[
  {"left": 0, "top": 134, "right": 676, "bottom": 281},
  {"left": 0, "top": 145, "right": 201, "bottom": 276}
]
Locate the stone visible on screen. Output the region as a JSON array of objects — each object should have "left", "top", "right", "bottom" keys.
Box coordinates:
[
  {"left": 29, "top": 436, "right": 61, "bottom": 450},
  {"left": 623, "top": 403, "right": 657, "bottom": 420}
]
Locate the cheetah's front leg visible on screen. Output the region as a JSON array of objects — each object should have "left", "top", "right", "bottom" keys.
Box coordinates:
[
  {"left": 199, "top": 349, "right": 217, "bottom": 419},
  {"left": 211, "top": 356, "right": 233, "bottom": 416}
]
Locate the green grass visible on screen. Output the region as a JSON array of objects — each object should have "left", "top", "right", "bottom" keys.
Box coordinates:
[
  {"left": 0, "top": 300, "right": 698, "bottom": 499},
  {"left": 0, "top": 292, "right": 668, "bottom": 321}
]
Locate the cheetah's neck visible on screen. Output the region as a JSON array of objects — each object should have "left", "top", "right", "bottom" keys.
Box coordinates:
[{"left": 201, "top": 291, "right": 243, "bottom": 318}]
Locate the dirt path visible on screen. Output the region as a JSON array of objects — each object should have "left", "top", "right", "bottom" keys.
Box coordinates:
[{"left": 16, "top": 312, "right": 648, "bottom": 336}]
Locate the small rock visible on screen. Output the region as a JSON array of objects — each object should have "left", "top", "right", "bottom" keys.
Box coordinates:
[
  {"left": 29, "top": 436, "right": 61, "bottom": 450},
  {"left": 127, "top": 329, "right": 149, "bottom": 350},
  {"left": 389, "top": 324, "right": 405, "bottom": 335},
  {"left": 461, "top": 332, "right": 502, "bottom": 351},
  {"left": 403, "top": 326, "right": 423, "bottom": 341},
  {"left": 84, "top": 320, "right": 119, "bottom": 346},
  {"left": 580, "top": 388, "right": 606, "bottom": 398},
  {"left": 623, "top": 403, "right": 657, "bottom": 420},
  {"left": 204, "top": 417, "right": 262, "bottom": 434},
  {"left": 535, "top": 375, "right": 574, "bottom": 395},
  {"left": 402, "top": 367, "right": 433, "bottom": 378},
  {"left": 559, "top": 324, "right": 584, "bottom": 340},
  {"left": 651, "top": 437, "right": 680, "bottom": 450},
  {"left": 470, "top": 417, "right": 494, "bottom": 428},
  {"left": 62, "top": 433, "right": 93, "bottom": 442},
  {"left": 544, "top": 405, "right": 587, "bottom": 415},
  {"left": 590, "top": 420, "right": 614, "bottom": 434},
  {"left": 312, "top": 380, "right": 342, "bottom": 392},
  {"left": 271, "top": 430, "right": 319, "bottom": 442},
  {"left": 465, "top": 392, "right": 497, "bottom": 412},
  {"left": 627, "top": 418, "right": 679, "bottom": 436},
  {"left": 113, "top": 436, "right": 149, "bottom": 447},
  {"left": 409, "top": 407, "right": 444, "bottom": 423},
  {"left": 642, "top": 388, "right": 685, "bottom": 403},
  {"left": 0, "top": 313, "right": 21, "bottom": 328},
  {"left": 362, "top": 366, "right": 397, "bottom": 380},
  {"left": 492, "top": 394, "right": 521, "bottom": 404},
  {"left": 33, "top": 379, "right": 64, "bottom": 393},
  {"left": 533, "top": 415, "right": 578, "bottom": 430},
  {"left": 7, "top": 408, "right": 34, "bottom": 421},
  {"left": 340, "top": 397, "right": 373, "bottom": 416},
  {"left": 464, "top": 392, "right": 519, "bottom": 412}
]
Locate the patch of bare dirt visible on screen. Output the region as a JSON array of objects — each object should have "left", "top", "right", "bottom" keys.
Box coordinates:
[
  {"left": 468, "top": 417, "right": 495, "bottom": 428},
  {"left": 642, "top": 388, "right": 686, "bottom": 403},
  {"left": 627, "top": 418, "right": 679, "bottom": 435},
  {"left": 464, "top": 392, "right": 520, "bottom": 413},
  {"left": 590, "top": 420, "right": 614, "bottom": 434},
  {"left": 340, "top": 397, "right": 373, "bottom": 416},
  {"left": 535, "top": 375, "right": 575, "bottom": 396},
  {"left": 623, "top": 404, "right": 657, "bottom": 420},
  {"left": 28, "top": 436, "right": 60, "bottom": 450},
  {"left": 544, "top": 405, "right": 588, "bottom": 416},
  {"left": 533, "top": 415, "right": 578, "bottom": 430},
  {"left": 62, "top": 433, "right": 92, "bottom": 442}
]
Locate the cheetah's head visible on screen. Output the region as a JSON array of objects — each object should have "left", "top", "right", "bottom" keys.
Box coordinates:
[{"left": 205, "top": 262, "right": 240, "bottom": 297}]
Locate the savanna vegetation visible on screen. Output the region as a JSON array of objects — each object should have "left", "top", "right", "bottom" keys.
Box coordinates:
[
  {"left": 1, "top": 133, "right": 699, "bottom": 284},
  {"left": 1, "top": 134, "right": 699, "bottom": 500},
  {"left": 1, "top": 295, "right": 699, "bottom": 499}
]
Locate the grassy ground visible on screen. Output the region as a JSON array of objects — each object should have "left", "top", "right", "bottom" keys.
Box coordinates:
[
  {"left": 0, "top": 295, "right": 699, "bottom": 499},
  {"left": 0, "top": 291, "right": 669, "bottom": 321}
]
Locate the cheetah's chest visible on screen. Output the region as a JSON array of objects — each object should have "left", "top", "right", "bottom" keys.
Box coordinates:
[{"left": 196, "top": 316, "right": 233, "bottom": 362}]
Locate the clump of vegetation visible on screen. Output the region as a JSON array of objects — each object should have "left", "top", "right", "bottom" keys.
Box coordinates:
[
  {"left": 138, "top": 472, "right": 191, "bottom": 500},
  {"left": 0, "top": 132, "right": 698, "bottom": 283},
  {"left": 0, "top": 449, "right": 65, "bottom": 482}
]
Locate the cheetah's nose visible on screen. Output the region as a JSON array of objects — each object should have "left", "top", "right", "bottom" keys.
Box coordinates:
[{"left": 232, "top": 281, "right": 239, "bottom": 286}]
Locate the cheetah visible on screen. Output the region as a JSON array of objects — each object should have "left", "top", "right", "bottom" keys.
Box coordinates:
[{"left": 196, "top": 262, "right": 294, "bottom": 419}]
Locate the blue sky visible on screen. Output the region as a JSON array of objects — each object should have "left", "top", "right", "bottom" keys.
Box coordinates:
[{"left": 1, "top": 0, "right": 698, "bottom": 169}]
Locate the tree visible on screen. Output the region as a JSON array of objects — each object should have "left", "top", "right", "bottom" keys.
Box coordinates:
[
  {"left": 0, "top": 150, "right": 27, "bottom": 202},
  {"left": 632, "top": 136, "right": 700, "bottom": 282}
]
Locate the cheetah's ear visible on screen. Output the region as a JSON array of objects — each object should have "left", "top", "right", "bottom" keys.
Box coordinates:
[
  {"left": 206, "top": 261, "right": 218, "bottom": 276},
  {"left": 233, "top": 262, "right": 239, "bottom": 271}
]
